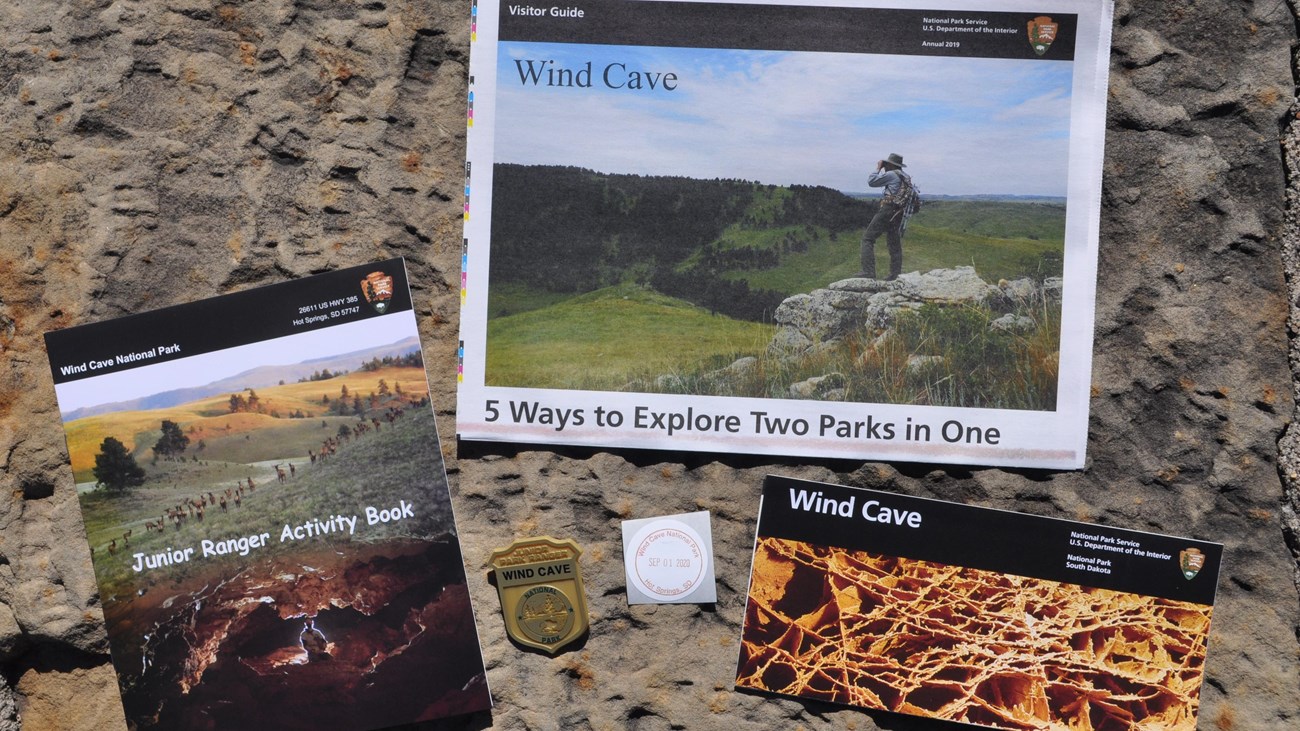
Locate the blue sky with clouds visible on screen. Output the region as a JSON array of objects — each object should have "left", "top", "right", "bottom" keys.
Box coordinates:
[{"left": 494, "top": 42, "right": 1074, "bottom": 196}]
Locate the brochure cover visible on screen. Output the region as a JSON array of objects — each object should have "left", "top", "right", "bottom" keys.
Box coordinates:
[
  {"left": 457, "top": 0, "right": 1113, "bottom": 469},
  {"left": 736, "top": 475, "right": 1221, "bottom": 729},
  {"left": 44, "top": 260, "right": 491, "bottom": 730}
]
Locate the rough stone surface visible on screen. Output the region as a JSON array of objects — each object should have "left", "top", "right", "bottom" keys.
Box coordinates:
[
  {"left": 996, "top": 277, "right": 1038, "bottom": 303},
  {"left": 904, "top": 355, "right": 947, "bottom": 374},
  {"left": 1042, "top": 276, "right": 1063, "bottom": 299},
  {"left": 863, "top": 289, "right": 922, "bottom": 329},
  {"left": 786, "top": 372, "right": 846, "bottom": 399},
  {"left": 768, "top": 289, "right": 874, "bottom": 353},
  {"left": 889, "top": 266, "right": 1000, "bottom": 304},
  {"left": 769, "top": 267, "right": 1025, "bottom": 358},
  {"left": 0, "top": 675, "right": 18, "bottom": 731},
  {"left": 0, "top": 2, "right": 1297, "bottom": 731},
  {"left": 989, "top": 313, "right": 1036, "bottom": 333},
  {"left": 698, "top": 356, "right": 758, "bottom": 396},
  {"left": 12, "top": 647, "right": 125, "bottom": 731}
]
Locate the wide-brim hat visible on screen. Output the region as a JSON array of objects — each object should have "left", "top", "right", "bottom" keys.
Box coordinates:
[{"left": 885, "top": 153, "right": 907, "bottom": 168}]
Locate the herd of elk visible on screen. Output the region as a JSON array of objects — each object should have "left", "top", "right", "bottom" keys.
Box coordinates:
[{"left": 101, "top": 402, "right": 416, "bottom": 557}]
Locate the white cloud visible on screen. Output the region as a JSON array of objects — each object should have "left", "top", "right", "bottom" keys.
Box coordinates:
[{"left": 493, "top": 44, "right": 1074, "bottom": 195}]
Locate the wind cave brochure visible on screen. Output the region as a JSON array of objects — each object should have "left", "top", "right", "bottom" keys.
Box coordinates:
[
  {"left": 457, "top": 0, "right": 1114, "bottom": 469},
  {"left": 736, "top": 475, "right": 1221, "bottom": 730},
  {"left": 44, "top": 260, "right": 491, "bottom": 730}
]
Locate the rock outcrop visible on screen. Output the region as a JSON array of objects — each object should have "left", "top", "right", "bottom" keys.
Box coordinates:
[{"left": 766, "top": 267, "right": 1053, "bottom": 359}]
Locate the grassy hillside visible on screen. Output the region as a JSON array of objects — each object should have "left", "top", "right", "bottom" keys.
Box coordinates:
[
  {"left": 728, "top": 215, "right": 1064, "bottom": 296},
  {"left": 488, "top": 166, "right": 1066, "bottom": 322},
  {"left": 634, "top": 299, "right": 1061, "bottom": 410},
  {"left": 487, "top": 282, "right": 1060, "bottom": 409},
  {"left": 489, "top": 209, "right": 1064, "bottom": 320},
  {"left": 482, "top": 172, "right": 1066, "bottom": 397},
  {"left": 485, "top": 284, "right": 774, "bottom": 390},
  {"left": 64, "top": 366, "right": 429, "bottom": 482},
  {"left": 488, "top": 281, "right": 576, "bottom": 319},
  {"left": 80, "top": 406, "right": 452, "bottom": 593},
  {"left": 712, "top": 199, "right": 1066, "bottom": 296},
  {"left": 904, "top": 199, "right": 1066, "bottom": 240},
  {"left": 489, "top": 165, "right": 870, "bottom": 321}
]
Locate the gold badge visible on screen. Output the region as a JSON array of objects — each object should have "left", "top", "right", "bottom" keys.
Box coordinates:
[{"left": 489, "top": 536, "right": 589, "bottom": 654}]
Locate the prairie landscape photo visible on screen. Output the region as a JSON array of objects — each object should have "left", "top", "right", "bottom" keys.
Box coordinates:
[
  {"left": 56, "top": 316, "right": 489, "bottom": 730},
  {"left": 486, "top": 43, "right": 1073, "bottom": 410}
]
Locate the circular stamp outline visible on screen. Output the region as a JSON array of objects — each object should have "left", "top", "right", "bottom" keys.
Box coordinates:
[{"left": 627, "top": 519, "right": 709, "bottom": 600}]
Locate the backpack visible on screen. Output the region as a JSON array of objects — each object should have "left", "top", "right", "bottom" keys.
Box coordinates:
[
  {"left": 884, "top": 171, "right": 922, "bottom": 232},
  {"left": 884, "top": 171, "right": 922, "bottom": 216}
]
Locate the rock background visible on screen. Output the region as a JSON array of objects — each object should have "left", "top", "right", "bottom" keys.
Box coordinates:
[{"left": 1, "top": 0, "right": 1298, "bottom": 729}]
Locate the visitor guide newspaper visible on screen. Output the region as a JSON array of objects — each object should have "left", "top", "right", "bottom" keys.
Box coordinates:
[
  {"left": 737, "top": 475, "right": 1220, "bottom": 729},
  {"left": 458, "top": 0, "right": 1113, "bottom": 468},
  {"left": 45, "top": 260, "right": 491, "bottom": 730}
]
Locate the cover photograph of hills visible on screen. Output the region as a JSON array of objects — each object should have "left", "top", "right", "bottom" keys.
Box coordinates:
[
  {"left": 486, "top": 42, "right": 1073, "bottom": 411},
  {"left": 52, "top": 312, "right": 490, "bottom": 730}
]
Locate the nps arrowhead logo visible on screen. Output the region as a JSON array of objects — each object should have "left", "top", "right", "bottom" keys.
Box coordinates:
[
  {"left": 1027, "top": 16, "right": 1059, "bottom": 56},
  {"left": 1179, "top": 548, "right": 1206, "bottom": 580},
  {"left": 360, "top": 271, "right": 394, "bottom": 313}
]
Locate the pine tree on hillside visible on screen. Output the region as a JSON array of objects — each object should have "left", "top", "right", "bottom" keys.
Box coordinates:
[
  {"left": 153, "top": 420, "right": 190, "bottom": 458},
  {"left": 93, "top": 437, "right": 146, "bottom": 491}
]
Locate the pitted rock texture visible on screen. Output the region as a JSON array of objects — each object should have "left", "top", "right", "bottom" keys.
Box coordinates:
[{"left": 1, "top": 2, "right": 1299, "bottom": 731}]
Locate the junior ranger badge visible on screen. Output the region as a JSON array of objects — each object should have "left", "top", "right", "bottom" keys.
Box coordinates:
[{"left": 490, "top": 536, "right": 589, "bottom": 654}]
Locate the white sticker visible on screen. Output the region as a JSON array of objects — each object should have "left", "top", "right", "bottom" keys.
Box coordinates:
[{"left": 622, "top": 511, "right": 716, "bottom": 604}]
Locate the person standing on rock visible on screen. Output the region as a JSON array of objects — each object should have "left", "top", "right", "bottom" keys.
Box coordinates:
[{"left": 857, "top": 153, "right": 920, "bottom": 281}]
